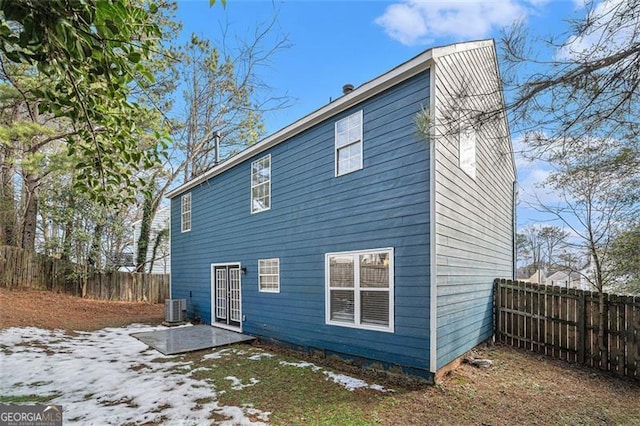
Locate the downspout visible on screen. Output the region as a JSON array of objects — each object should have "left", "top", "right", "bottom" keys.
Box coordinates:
[
  {"left": 429, "top": 63, "right": 438, "bottom": 375},
  {"left": 513, "top": 180, "right": 517, "bottom": 280}
]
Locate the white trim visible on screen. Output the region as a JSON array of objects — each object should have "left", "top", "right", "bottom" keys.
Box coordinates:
[
  {"left": 324, "top": 247, "right": 394, "bottom": 333},
  {"left": 211, "top": 322, "right": 242, "bottom": 333},
  {"left": 181, "top": 193, "right": 191, "bottom": 233},
  {"left": 258, "top": 258, "right": 280, "bottom": 293},
  {"left": 210, "top": 262, "right": 243, "bottom": 332},
  {"left": 250, "top": 154, "right": 271, "bottom": 214},
  {"left": 334, "top": 110, "right": 364, "bottom": 177},
  {"left": 429, "top": 64, "right": 438, "bottom": 374}
]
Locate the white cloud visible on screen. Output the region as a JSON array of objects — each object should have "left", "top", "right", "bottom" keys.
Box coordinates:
[
  {"left": 557, "top": 0, "right": 638, "bottom": 60},
  {"left": 374, "top": 0, "right": 531, "bottom": 45}
]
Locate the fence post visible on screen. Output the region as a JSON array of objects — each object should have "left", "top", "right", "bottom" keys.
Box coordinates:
[
  {"left": 494, "top": 279, "right": 502, "bottom": 341},
  {"left": 577, "top": 292, "right": 586, "bottom": 365}
]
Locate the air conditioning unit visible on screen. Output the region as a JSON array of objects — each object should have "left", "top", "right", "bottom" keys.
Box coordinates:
[{"left": 165, "top": 299, "right": 186, "bottom": 323}]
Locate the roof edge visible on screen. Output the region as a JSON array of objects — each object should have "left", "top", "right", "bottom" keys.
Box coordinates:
[{"left": 167, "top": 40, "right": 493, "bottom": 199}]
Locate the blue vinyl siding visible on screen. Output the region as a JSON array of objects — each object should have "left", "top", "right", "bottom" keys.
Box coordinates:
[{"left": 171, "top": 70, "right": 432, "bottom": 375}]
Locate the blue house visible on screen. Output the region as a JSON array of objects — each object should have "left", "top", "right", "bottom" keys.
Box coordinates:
[{"left": 168, "top": 40, "right": 515, "bottom": 380}]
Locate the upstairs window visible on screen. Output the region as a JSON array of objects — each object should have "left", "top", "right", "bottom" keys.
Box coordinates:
[
  {"left": 335, "top": 111, "right": 363, "bottom": 176},
  {"left": 181, "top": 193, "right": 192, "bottom": 233},
  {"left": 459, "top": 124, "right": 477, "bottom": 179},
  {"left": 258, "top": 258, "right": 280, "bottom": 293},
  {"left": 325, "top": 248, "right": 394, "bottom": 332},
  {"left": 251, "top": 154, "right": 271, "bottom": 214}
]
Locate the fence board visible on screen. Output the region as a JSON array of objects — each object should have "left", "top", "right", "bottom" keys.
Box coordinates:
[
  {"left": 0, "top": 246, "right": 169, "bottom": 303},
  {"left": 494, "top": 279, "right": 640, "bottom": 381}
]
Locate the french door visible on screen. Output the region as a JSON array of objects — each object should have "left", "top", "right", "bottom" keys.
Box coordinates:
[{"left": 211, "top": 264, "right": 242, "bottom": 329}]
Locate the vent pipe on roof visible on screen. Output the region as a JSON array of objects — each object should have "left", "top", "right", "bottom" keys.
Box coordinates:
[
  {"left": 214, "top": 132, "right": 220, "bottom": 165},
  {"left": 342, "top": 84, "right": 354, "bottom": 95}
]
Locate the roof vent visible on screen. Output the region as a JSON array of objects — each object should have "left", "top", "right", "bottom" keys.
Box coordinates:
[{"left": 342, "top": 84, "right": 354, "bottom": 95}]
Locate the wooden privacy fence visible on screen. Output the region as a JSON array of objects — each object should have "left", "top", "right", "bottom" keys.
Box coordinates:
[
  {"left": 0, "top": 246, "right": 169, "bottom": 303},
  {"left": 494, "top": 279, "right": 640, "bottom": 380}
]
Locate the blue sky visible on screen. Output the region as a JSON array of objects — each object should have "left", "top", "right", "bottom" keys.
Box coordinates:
[{"left": 174, "top": 0, "right": 588, "bottom": 228}]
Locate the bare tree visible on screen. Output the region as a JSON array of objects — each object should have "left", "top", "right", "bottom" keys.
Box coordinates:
[
  {"left": 134, "top": 17, "right": 290, "bottom": 272},
  {"left": 501, "top": 0, "right": 640, "bottom": 154},
  {"left": 537, "top": 137, "right": 639, "bottom": 368},
  {"left": 539, "top": 226, "right": 571, "bottom": 273},
  {"left": 497, "top": 1, "right": 640, "bottom": 367},
  {"left": 517, "top": 224, "right": 570, "bottom": 277}
]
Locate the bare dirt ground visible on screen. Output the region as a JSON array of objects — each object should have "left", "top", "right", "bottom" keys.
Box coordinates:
[
  {"left": 0, "top": 288, "right": 164, "bottom": 331},
  {"left": 1, "top": 287, "right": 639, "bottom": 425}
]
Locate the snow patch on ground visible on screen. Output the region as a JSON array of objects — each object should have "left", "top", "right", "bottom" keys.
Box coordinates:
[
  {"left": 323, "top": 371, "right": 388, "bottom": 392},
  {"left": 216, "top": 404, "right": 270, "bottom": 426},
  {"left": 279, "top": 360, "right": 323, "bottom": 372},
  {"left": 279, "top": 360, "right": 388, "bottom": 392},
  {"left": 0, "top": 324, "right": 269, "bottom": 425},
  {"left": 225, "top": 376, "right": 260, "bottom": 390},
  {"left": 203, "top": 348, "right": 233, "bottom": 360},
  {"left": 248, "top": 352, "right": 275, "bottom": 361}
]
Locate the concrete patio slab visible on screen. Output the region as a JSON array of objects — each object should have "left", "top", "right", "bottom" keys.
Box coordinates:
[{"left": 131, "top": 325, "right": 255, "bottom": 355}]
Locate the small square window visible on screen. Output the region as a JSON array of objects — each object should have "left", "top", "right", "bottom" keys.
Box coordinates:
[
  {"left": 335, "top": 111, "right": 363, "bottom": 176},
  {"left": 259, "top": 258, "right": 279, "bottom": 293},
  {"left": 181, "top": 193, "right": 191, "bottom": 233}
]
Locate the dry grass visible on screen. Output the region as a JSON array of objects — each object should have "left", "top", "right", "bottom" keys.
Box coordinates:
[
  {"left": 0, "top": 288, "right": 163, "bottom": 331},
  {"left": 374, "top": 343, "right": 640, "bottom": 425},
  {"left": 1, "top": 288, "right": 639, "bottom": 425}
]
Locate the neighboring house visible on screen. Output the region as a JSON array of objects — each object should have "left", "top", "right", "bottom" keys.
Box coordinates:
[
  {"left": 132, "top": 206, "right": 170, "bottom": 274},
  {"left": 527, "top": 269, "right": 546, "bottom": 284},
  {"left": 168, "top": 40, "right": 516, "bottom": 380},
  {"left": 546, "top": 264, "right": 594, "bottom": 291}
]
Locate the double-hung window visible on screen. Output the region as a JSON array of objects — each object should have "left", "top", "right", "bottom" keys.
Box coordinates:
[
  {"left": 258, "top": 258, "right": 280, "bottom": 293},
  {"left": 181, "top": 193, "right": 191, "bottom": 233},
  {"left": 325, "top": 248, "right": 394, "bottom": 332},
  {"left": 251, "top": 154, "right": 271, "bottom": 214},
  {"left": 335, "top": 111, "right": 363, "bottom": 176},
  {"left": 459, "top": 123, "right": 477, "bottom": 179}
]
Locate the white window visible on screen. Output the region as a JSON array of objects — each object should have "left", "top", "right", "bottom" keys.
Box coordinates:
[
  {"left": 258, "top": 258, "right": 280, "bottom": 293},
  {"left": 181, "top": 193, "right": 191, "bottom": 232},
  {"left": 335, "top": 111, "right": 363, "bottom": 176},
  {"left": 251, "top": 155, "right": 271, "bottom": 214},
  {"left": 459, "top": 122, "right": 476, "bottom": 179},
  {"left": 325, "top": 248, "right": 394, "bottom": 332}
]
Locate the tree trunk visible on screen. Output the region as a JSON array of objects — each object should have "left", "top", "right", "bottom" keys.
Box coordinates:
[
  {"left": 61, "top": 192, "right": 75, "bottom": 261},
  {"left": 148, "top": 228, "right": 168, "bottom": 273},
  {"left": 21, "top": 173, "right": 39, "bottom": 251},
  {"left": 135, "top": 195, "right": 154, "bottom": 272},
  {"left": 598, "top": 289, "right": 608, "bottom": 369},
  {"left": 0, "top": 154, "right": 17, "bottom": 246},
  {"left": 590, "top": 244, "right": 608, "bottom": 370},
  {"left": 89, "top": 221, "right": 104, "bottom": 269}
]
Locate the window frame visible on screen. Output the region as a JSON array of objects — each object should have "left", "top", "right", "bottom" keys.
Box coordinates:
[
  {"left": 459, "top": 123, "right": 477, "bottom": 179},
  {"left": 251, "top": 154, "right": 271, "bottom": 214},
  {"left": 325, "top": 247, "right": 394, "bottom": 333},
  {"left": 258, "top": 258, "right": 280, "bottom": 293},
  {"left": 181, "top": 193, "right": 192, "bottom": 233},
  {"left": 334, "top": 110, "right": 363, "bottom": 177}
]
